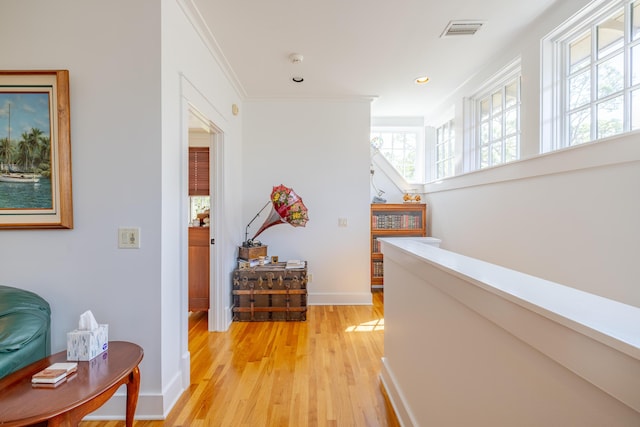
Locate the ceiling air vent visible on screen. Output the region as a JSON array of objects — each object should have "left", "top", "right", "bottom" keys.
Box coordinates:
[{"left": 440, "top": 20, "right": 484, "bottom": 37}]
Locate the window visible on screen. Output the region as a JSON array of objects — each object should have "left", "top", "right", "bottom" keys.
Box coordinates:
[
  {"left": 435, "top": 120, "right": 455, "bottom": 179},
  {"left": 545, "top": 0, "right": 639, "bottom": 150},
  {"left": 370, "top": 127, "right": 425, "bottom": 183},
  {"left": 471, "top": 70, "right": 521, "bottom": 170}
]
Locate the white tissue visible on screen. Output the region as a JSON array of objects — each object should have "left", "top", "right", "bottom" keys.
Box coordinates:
[{"left": 78, "top": 310, "right": 99, "bottom": 330}]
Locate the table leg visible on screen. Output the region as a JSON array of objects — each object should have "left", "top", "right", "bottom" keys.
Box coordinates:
[{"left": 125, "top": 366, "right": 141, "bottom": 427}]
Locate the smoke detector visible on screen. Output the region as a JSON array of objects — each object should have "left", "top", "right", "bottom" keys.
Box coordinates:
[{"left": 289, "top": 53, "right": 304, "bottom": 64}]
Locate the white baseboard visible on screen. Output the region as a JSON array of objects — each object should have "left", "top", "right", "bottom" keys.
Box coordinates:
[
  {"left": 82, "top": 370, "right": 185, "bottom": 421},
  {"left": 225, "top": 306, "right": 233, "bottom": 329},
  {"left": 81, "top": 392, "right": 165, "bottom": 421},
  {"left": 180, "top": 350, "right": 191, "bottom": 392},
  {"left": 380, "top": 357, "right": 417, "bottom": 427},
  {"left": 161, "top": 369, "right": 186, "bottom": 417}
]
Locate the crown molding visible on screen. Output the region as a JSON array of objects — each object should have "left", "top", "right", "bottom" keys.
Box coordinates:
[{"left": 175, "top": 0, "right": 247, "bottom": 99}]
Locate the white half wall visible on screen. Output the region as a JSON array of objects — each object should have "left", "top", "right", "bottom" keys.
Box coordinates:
[{"left": 381, "top": 238, "right": 640, "bottom": 426}]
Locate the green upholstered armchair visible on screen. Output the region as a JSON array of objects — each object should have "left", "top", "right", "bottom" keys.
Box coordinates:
[{"left": 0, "top": 285, "right": 51, "bottom": 378}]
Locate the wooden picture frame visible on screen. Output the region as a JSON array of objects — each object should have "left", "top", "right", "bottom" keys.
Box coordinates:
[{"left": 0, "top": 70, "right": 73, "bottom": 229}]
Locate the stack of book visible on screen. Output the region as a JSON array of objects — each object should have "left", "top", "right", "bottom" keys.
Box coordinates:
[
  {"left": 238, "top": 257, "right": 271, "bottom": 269},
  {"left": 31, "top": 362, "right": 78, "bottom": 388},
  {"left": 285, "top": 260, "right": 305, "bottom": 269}
]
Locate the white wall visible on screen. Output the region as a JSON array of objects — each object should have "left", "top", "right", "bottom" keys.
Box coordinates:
[
  {"left": 0, "top": 1, "right": 371, "bottom": 420},
  {"left": 0, "top": 0, "right": 246, "bottom": 420},
  {"left": 423, "top": 0, "right": 640, "bottom": 308},
  {"left": 242, "top": 99, "right": 372, "bottom": 304},
  {"left": 425, "top": 137, "right": 640, "bottom": 307},
  {"left": 0, "top": 0, "right": 165, "bottom": 417},
  {"left": 160, "top": 0, "right": 245, "bottom": 416}
]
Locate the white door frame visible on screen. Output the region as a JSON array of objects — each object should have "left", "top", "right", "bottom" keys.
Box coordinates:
[
  {"left": 205, "top": 122, "right": 225, "bottom": 331},
  {"left": 180, "top": 75, "right": 229, "bottom": 388},
  {"left": 185, "top": 105, "right": 226, "bottom": 331}
]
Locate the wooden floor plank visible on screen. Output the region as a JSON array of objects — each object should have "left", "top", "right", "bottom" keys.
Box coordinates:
[{"left": 80, "top": 291, "right": 398, "bottom": 426}]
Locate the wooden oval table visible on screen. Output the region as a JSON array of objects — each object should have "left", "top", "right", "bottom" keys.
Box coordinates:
[{"left": 0, "top": 341, "right": 143, "bottom": 427}]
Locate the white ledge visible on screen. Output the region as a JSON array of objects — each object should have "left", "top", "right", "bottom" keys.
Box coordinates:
[{"left": 381, "top": 237, "right": 640, "bottom": 359}]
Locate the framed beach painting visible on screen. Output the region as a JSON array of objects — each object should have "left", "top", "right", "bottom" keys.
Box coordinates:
[{"left": 0, "top": 70, "right": 73, "bottom": 229}]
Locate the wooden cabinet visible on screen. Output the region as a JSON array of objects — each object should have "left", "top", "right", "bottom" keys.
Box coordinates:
[
  {"left": 189, "top": 147, "right": 209, "bottom": 196},
  {"left": 371, "top": 203, "right": 426, "bottom": 289},
  {"left": 188, "top": 227, "right": 209, "bottom": 311}
]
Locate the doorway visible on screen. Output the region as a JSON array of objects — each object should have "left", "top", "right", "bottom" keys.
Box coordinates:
[
  {"left": 187, "top": 108, "right": 223, "bottom": 330},
  {"left": 179, "top": 77, "right": 229, "bottom": 389},
  {"left": 188, "top": 115, "right": 211, "bottom": 319}
]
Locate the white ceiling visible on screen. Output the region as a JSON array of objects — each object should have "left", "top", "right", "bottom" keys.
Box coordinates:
[{"left": 193, "top": 0, "right": 558, "bottom": 121}]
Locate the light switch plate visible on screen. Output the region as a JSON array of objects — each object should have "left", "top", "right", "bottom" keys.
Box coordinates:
[{"left": 118, "top": 227, "right": 141, "bottom": 249}]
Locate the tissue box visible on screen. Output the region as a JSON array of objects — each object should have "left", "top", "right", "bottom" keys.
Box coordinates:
[{"left": 66, "top": 324, "right": 109, "bottom": 361}]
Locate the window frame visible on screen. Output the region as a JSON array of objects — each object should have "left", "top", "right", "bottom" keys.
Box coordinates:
[
  {"left": 542, "top": 0, "right": 639, "bottom": 152},
  {"left": 370, "top": 126, "right": 426, "bottom": 184},
  {"left": 435, "top": 119, "right": 455, "bottom": 179},
  {"left": 467, "top": 58, "right": 522, "bottom": 171}
]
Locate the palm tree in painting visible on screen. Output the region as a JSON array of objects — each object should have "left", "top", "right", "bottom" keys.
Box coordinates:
[
  {"left": 15, "top": 128, "right": 47, "bottom": 172},
  {"left": 0, "top": 137, "right": 13, "bottom": 172},
  {"left": 27, "top": 128, "right": 43, "bottom": 168},
  {"left": 17, "top": 131, "right": 35, "bottom": 171},
  {"left": 38, "top": 135, "right": 50, "bottom": 163},
  {"left": 37, "top": 135, "right": 51, "bottom": 177}
]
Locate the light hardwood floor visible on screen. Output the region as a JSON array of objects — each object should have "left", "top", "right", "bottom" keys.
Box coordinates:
[{"left": 80, "top": 291, "right": 398, "bottom": 427}]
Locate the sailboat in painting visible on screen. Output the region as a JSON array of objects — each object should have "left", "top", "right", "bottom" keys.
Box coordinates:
[
  {"left": 0, "top": 173, "right": 40, "bottom": 183},
  {"left": 0, "top": 103, "right": 41, "bottom": 184}
]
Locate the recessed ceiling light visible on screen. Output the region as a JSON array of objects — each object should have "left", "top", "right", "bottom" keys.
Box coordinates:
[
  {"left": 292, "top": 76, "right": 304, "bottom": 83},
  {"left": 415, "top": 76, "right": 430, "bottom": 84}
]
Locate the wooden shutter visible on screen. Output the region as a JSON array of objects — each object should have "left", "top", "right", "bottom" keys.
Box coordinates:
[{"left": 189, "top": 147, "right": 209, "bottom": 196}]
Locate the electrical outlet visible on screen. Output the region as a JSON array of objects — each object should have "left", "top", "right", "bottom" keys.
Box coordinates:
[
  {"left": 308, "top": 273, "right": 313, "bottom": 283},
  {"left": 338, "top": 217, "right": 348, "bottom": 227},
  {"left": 118, "top": 227, "right": 141, "bottom": 249}
]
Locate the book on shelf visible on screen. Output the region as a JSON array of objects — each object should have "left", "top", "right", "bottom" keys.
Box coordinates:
[
  {"left": 31, "top": 362, "right": 78, "bottom": 384},
  {"left": 372, "top": 259, "right": 384, "bottom": 277},
  {"left": 372, "top": 214, "right": 421, "bottom": 230}
]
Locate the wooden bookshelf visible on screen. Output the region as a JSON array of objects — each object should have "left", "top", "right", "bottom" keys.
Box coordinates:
[{"left": 370, "top": 203, "right": 426, "bottom": 289}]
